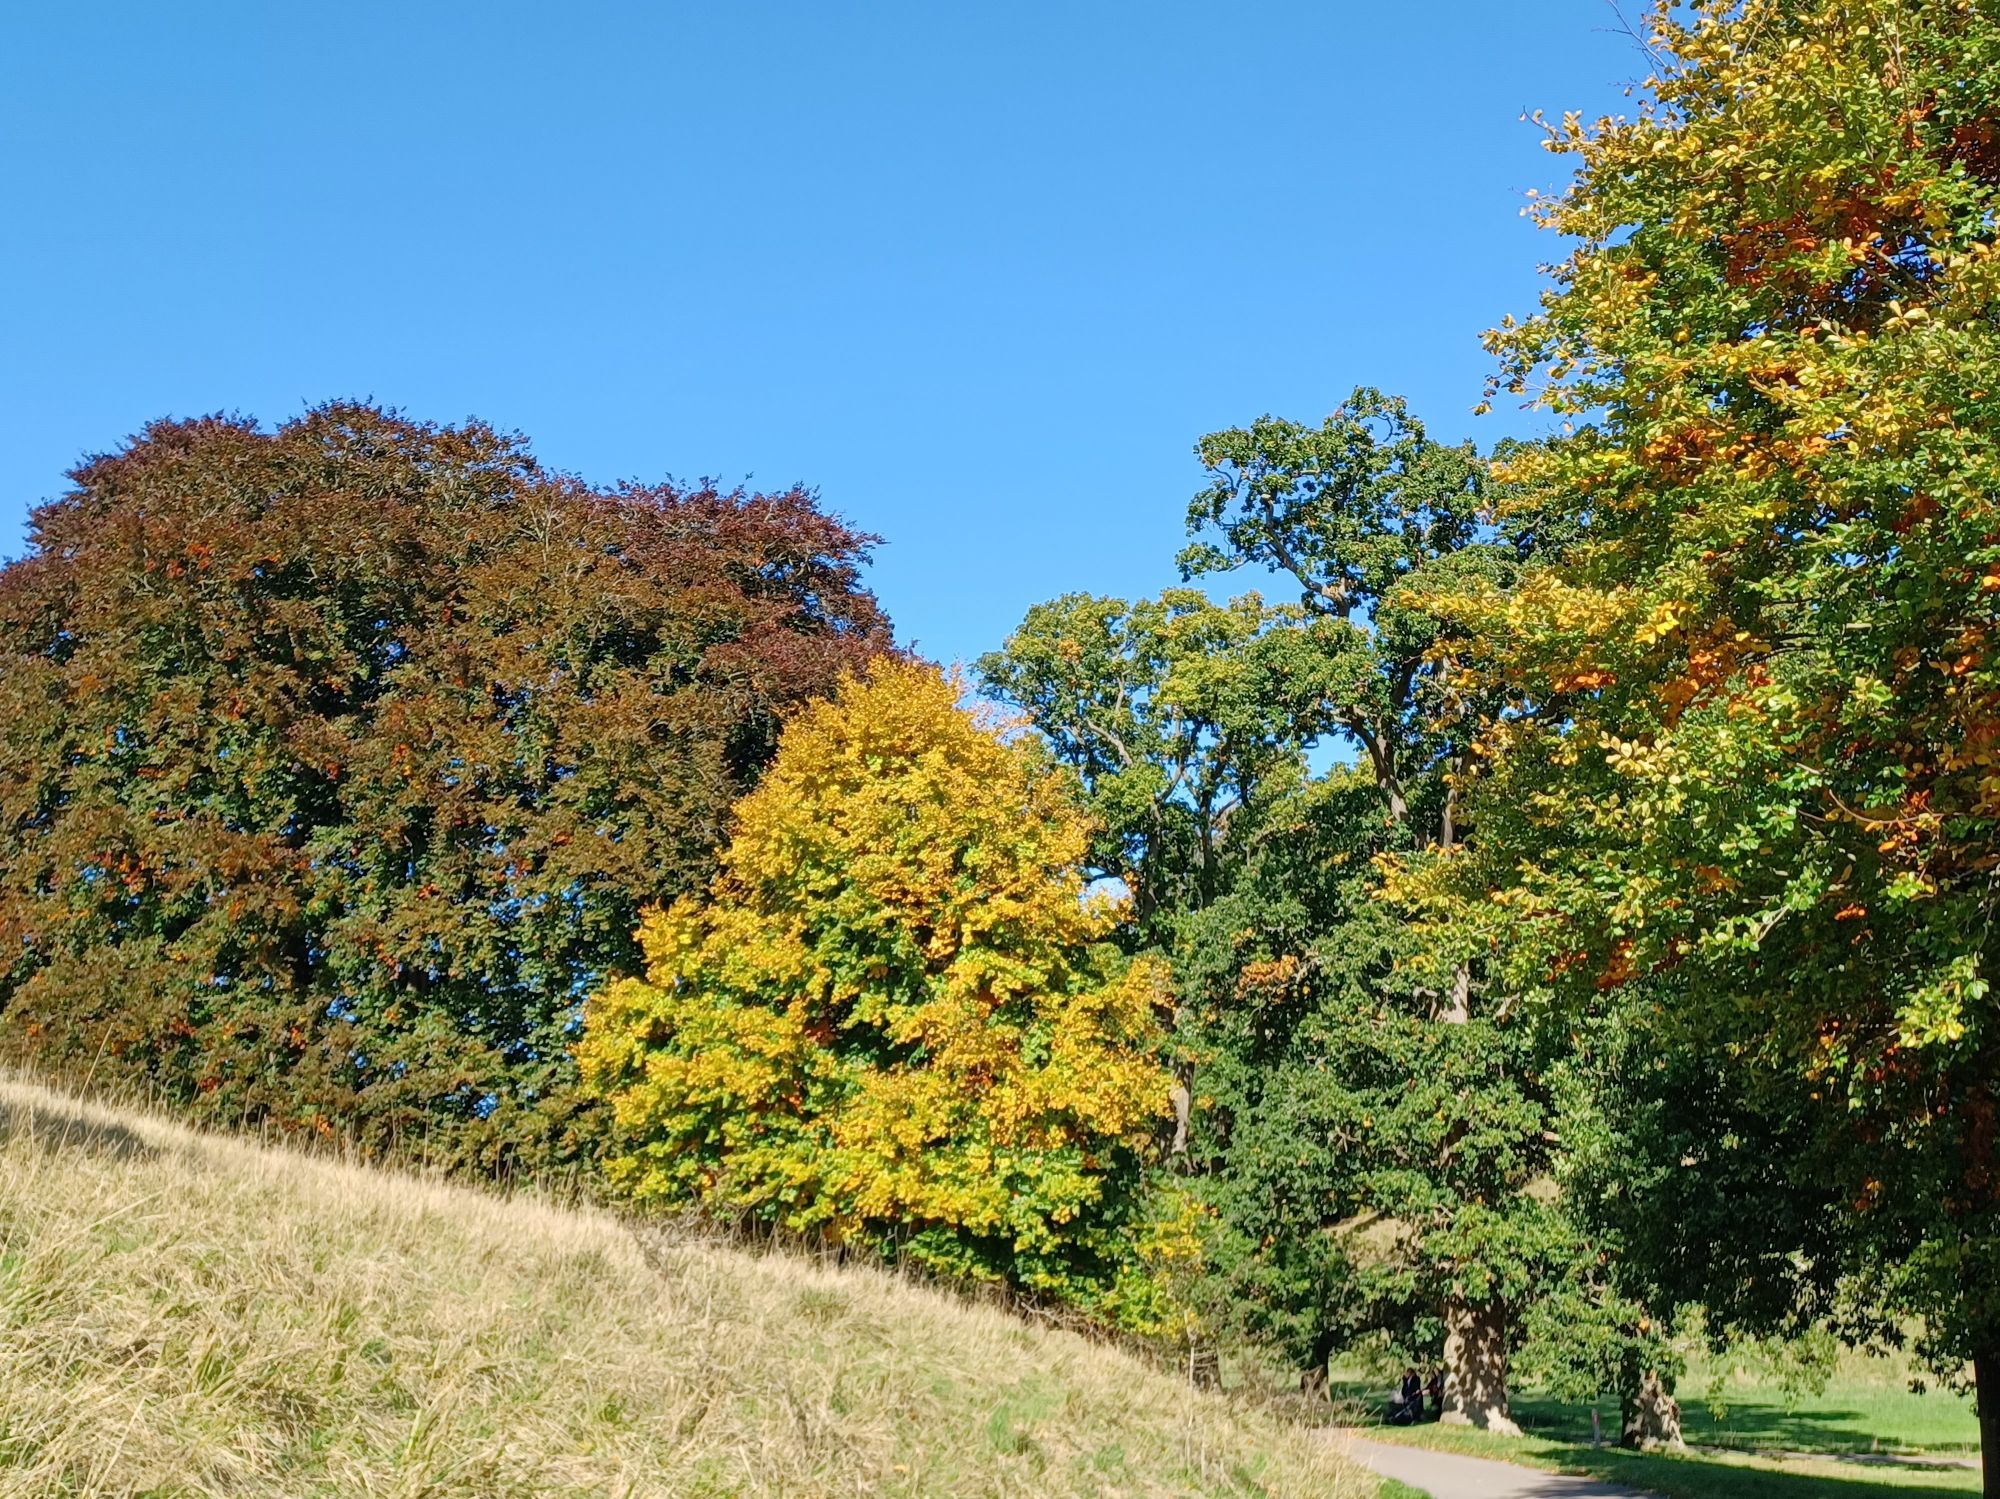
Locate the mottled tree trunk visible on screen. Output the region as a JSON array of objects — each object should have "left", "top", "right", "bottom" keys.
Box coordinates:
[
  {"left": 1620, "top": 1367, "right": 1685, "bottom": 1451},
  {"left": 1977, "top": 1349, "right": 1997, "bottom": 1499},
  {"left": 1442, "top": 963, "right": 1471, "bottom": 1023},
  {"left": 1440, "top": 1296, "right": 1522, "bottom": 1435}
]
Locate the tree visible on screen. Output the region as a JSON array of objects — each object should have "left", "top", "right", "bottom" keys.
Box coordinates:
[
  {"left": 1178, "top": 761, "right": 1577, "bottom": 1421},
  {"left": 0, "top": 404, "right": 887, "bottom": 1173},
  {"left": 575, "top": 659, "right": 1173, "bottom": 1306},
  {"left": 978, "top": 589, "right": 1332, "bottom": 1161},
  {"left": 985, "top": 396, "right": 1559, "bottom": 1423},
  {"left": 1183, "top": 388, "right": 1499, "bottom": 850},
  {"left": 1396, "top": 0, "right": 2000, "bottom": 1482},
  {"left": 1184, "top": 392, "right": 1551, "bottom": 1430}
]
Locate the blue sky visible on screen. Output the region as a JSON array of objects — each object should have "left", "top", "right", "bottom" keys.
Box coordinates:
[{"left": 3, "top": 3, "right": 1637, "bottom": 667}]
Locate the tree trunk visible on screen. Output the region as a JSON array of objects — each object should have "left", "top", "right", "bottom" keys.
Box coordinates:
[
  {"left": 1977, "top": 1348, "right": 1998, "bottom": 1499},
  {"left": 1385, "top": 782, "right": 1408, "bottom": 826},
  {"left": 1355, "top": 722, "right": 1406, "bottom": 829},
  {"left": 1441, "top": 963, "right": 1471, "bottom": 1023},
  {"left": 1300, "top": 1327, "right": 1338, "bottom": 1402},
  {"left": 1439, "top": 1295, "right": 1522, "bottom": 1435},
  {"left": 1620, "top": 1367, "right": 1684, "bottom": 1451},
  {"left": 1433, "top": 930, "right": 1511, "bottom": 1431},
  {"left": 1168, "top": 1063, "right": 1193, "bottom": 1161}
]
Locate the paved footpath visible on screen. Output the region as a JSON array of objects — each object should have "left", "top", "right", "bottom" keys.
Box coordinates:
[{"left": 1336, "top": 1433, "right": 1651, "bottom": 1499}]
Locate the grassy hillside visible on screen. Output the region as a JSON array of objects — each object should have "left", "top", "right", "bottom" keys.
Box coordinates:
[{"left": 0, "top": 1074, "right": 1365, "bottom": 1498}]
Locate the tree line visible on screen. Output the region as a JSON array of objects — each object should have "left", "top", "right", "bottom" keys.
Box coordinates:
[
  {"left": 2, "top": 0, "right": 1996, "bottom": 1487},
  {"left": 0, "top": 404, "right": 888, "bottom": 1171}
]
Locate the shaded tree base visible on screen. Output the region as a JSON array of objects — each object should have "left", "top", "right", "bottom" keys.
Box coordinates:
[{"left": 1441, "top": 1297, "right": 1522, "bottom": 1436}]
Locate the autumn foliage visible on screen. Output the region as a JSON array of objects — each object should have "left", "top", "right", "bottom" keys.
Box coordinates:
[
  {"left": 1394, "top": 0, "right": 2000, "bottom": 1428},
  {"left": 576, "top": 660, "right": 1173, "bottom": 1302},
  {"left": 16, "top": 2, "right": 2000, "bottom": 1465},
  {"left": 0, "top": 405, "right": 887, "bottom": 1171}
]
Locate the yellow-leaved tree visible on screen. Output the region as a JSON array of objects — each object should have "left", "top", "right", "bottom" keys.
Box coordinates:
[{"left": 577, "top": 659, "right": 1175, "bottom": 1307}]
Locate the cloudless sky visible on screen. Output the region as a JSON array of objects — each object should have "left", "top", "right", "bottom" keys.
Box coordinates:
[{"left": 3, "top": 3, "right": 1640, "bottom": 667}]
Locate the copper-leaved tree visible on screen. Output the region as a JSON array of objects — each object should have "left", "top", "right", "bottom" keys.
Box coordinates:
[{"left": 0, "top": 404, "right": 887, "bottom": 1172}]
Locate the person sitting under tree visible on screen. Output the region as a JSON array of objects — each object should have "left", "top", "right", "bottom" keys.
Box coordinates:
[{"left": 1389, "top": 1368, "right": 1423, "bottom": 1424}]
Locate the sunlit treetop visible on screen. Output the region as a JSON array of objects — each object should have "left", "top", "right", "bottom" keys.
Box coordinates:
[{"left": 576, "top": 659, "right": 1173, "bottom": 1302}]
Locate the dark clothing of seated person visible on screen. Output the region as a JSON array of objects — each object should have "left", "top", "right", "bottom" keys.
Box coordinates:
[{"left": 1389, "top": 1370, "right": 1424, "bottom": 1424}]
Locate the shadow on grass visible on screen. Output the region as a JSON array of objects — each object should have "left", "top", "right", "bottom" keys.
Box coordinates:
[
  {"left": 1523, "top": 1446, "right": 1975, "bottom": 1499},
  {"left": 1333, "top": 1375, "right": 1975, "bottom": 1460},
  {"left": 1331, "top": 1383, "right": 1978, "bottom": 1499},
  {"left": 1504, "top": 1391, "right": 1978, "bottom": 1462},
  {"left": 0, "top": 1096, "right": 158, "bottom": 1162}
]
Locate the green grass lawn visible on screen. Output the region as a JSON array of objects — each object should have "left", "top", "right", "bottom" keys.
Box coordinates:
[
  {"left": 1334, "top": 1346, "right": 1977, "bottom": 1458},
  {"left": 1356, "top": 1422, "right": 1979, "bottom": 1499},
  {"left": 1521, "top": 1353, "right": 1976, "bottom": 1458},
  {"left": 1332, "top": 1344, "right": 1980, "bottom": 1499}
]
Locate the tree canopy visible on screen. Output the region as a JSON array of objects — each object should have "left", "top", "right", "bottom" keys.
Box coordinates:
[
  {"left": 10, "top": 1, "right": 2000, "bottom": 1480},
  {"left": 976, "top": 589, "right": 1325, "bottom": 933},
  {"left": 1393, "top": 0, "right": 2000, "bottom": 1473},
  {"left": 981, "top": 395, "right": 1569, "bottom": 1430},
  {"left": 0, "top": 404, "right": 887, "bottom": 1172},
  {"left": 576, "top": 659, "right": 1174, "bottom": 1305}
]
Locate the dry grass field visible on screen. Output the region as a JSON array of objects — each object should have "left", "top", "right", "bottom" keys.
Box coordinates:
[{"left": 0, "top": 1074, "right": 1365, "bottom": 1498}]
